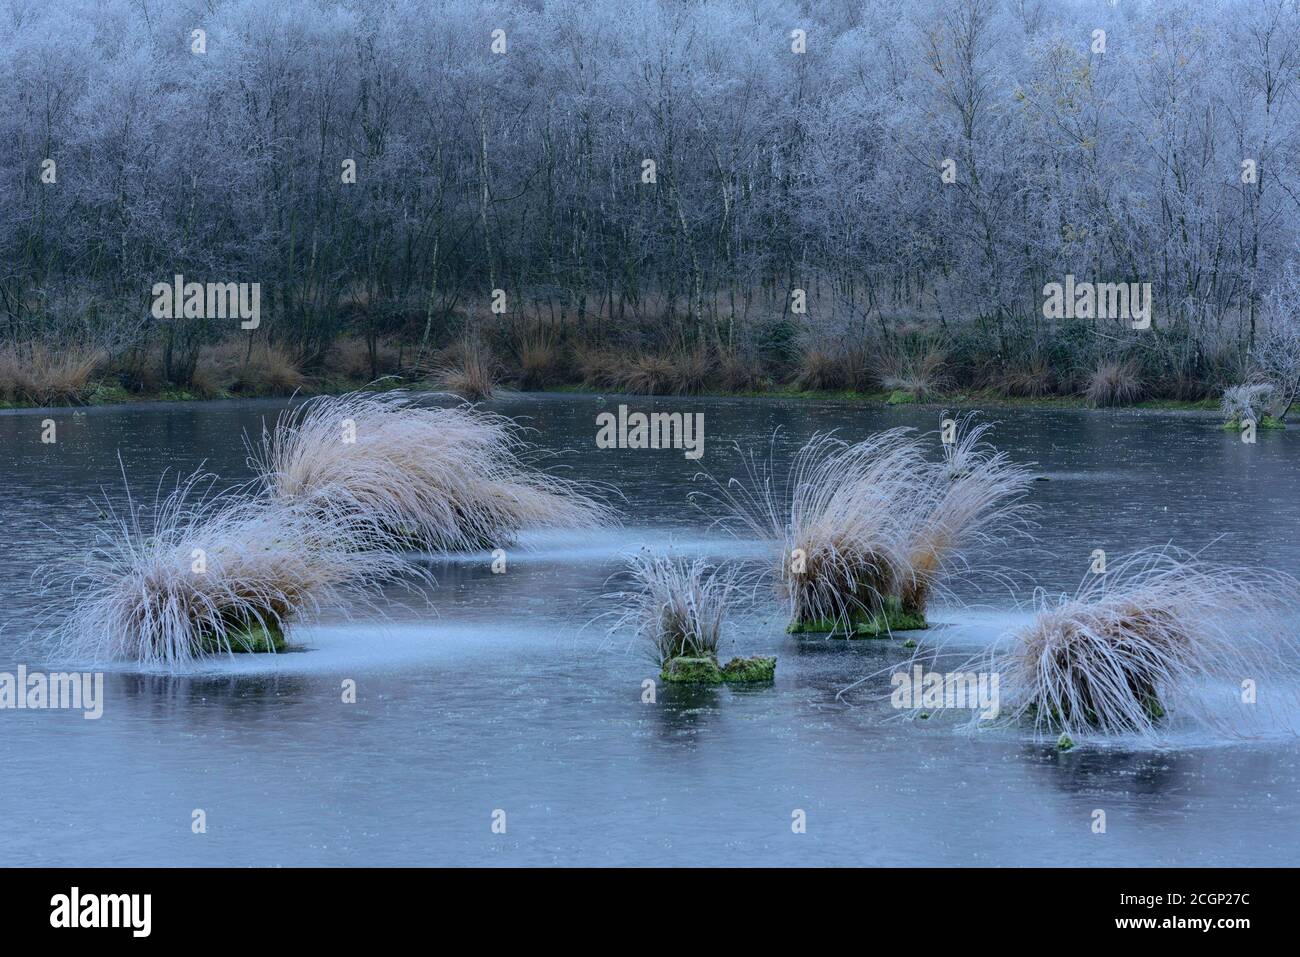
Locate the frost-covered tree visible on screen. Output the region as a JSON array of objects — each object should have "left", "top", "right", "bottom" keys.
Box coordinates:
[
  {"left": 0, "top": 0, "right": 1296, "bottom": 391},
  {"left": 1251, "top": 264, "right": 1300, "bottom": 420}
]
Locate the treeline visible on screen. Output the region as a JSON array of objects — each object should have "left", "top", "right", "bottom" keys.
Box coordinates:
[{"left": 1, "top": 0, "right": 1299, "bottom": 404}]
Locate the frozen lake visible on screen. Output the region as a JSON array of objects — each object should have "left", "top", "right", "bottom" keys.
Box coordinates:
[{"left": 2, "top": 393, "right": 1298, "bottom": 865}]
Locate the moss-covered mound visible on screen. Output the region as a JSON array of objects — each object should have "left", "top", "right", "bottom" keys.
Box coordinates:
[
  {"left": 855, "top": 601, "right": 928, "bottom": 637},
  {"left": 787, "top": 596, "right": 928, "bottom": 638},
  {"left": 1221, "top": 415, "right": 1285, "bottom": 431},
  {"left": 661, "top": 656, "right": 723, "bottom": 684},
  {"left": 661, "top": 654, "right": 777, "bottom": 684},
  {"left": 720, "top": 655, "right": 777, "bottom": 682}
]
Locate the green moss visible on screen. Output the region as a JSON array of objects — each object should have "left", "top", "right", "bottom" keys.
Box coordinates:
[
  {"left": 1056, "top": 733, "right": 1075, "bottom": 752},
  {"left": 902, "top": 638, "right": 917, "bottom": 648},
  {"left": 787, "top": 616, "right": 851, "bottom": 635},
  {"left": 1138, "top": 693, "right": 1165, "bottom": 720},
  {"left": 886, "top": 389, "right": 916, "bottom": 405},
  {"left": 1222, "top": 415, "right": 1286, "bottom": 431},
  {"left": 662, "top": 654, "right": 777, "bottom": 684},
  {"left": 198, "top": 618, "right": 287, "bottom": 654},
  {"left": 1029, "top": 685, "right": 1165, "bottom": 729},
  {"left": 720, "top": 655, "right": 776, "bottom": 683},
  {"left": 87, "top": 383, "right": 132, "bottom": 405},
  {"left": 661, "top": 656, "right": 723, "bottom": 684},
  {"left": 788, "top": 596, "right": 928, "bottom": 638},
  {"left": 855, "top": 601, "right": 928, "bottom": 637}
]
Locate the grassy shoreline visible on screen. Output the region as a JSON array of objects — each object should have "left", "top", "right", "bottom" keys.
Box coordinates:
[
  {"left": 501, "top": 382, "right": 1224, "bottom": 415},
  {"left": 0, "top": 377, "right": 1230, "bottom": 415}
]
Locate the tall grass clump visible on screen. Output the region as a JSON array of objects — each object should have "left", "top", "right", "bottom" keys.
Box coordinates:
[
  {"left": 701, "top": 430, "right": 929, "bottom": 636},
  {"left": 873, "top": 340, "right": 946, "bottom": 401},
  {"left": 254, "top": 391, "right": 615, "bottom": 551},
  {"left": 201, "top": 340, "right": 307, "bottom": 397},
  {"left": 994, "top": 351, "right": 1054, "bottom": 398},
  {"left": 52, "top": 470, "right": 413, "bottom": 668},
  {"left": 1219, "top": 382, "right": 1281, "bottom": 429},
  {"left": 434, "top": 340, "right": 497, "bottom": 400},
  {"left": 795, "top": 347, "right": 854, "bottom": 392},
  {"left": 617, "top": 354, "right": 676, "bottom": 395},
  {"left": 328, "top": 336, "right": 403, "bottom": 383},
  {"left": 702, "top": 420, "right": 1033, "bottom": 636},
  {"left": 985, "top": 547, "right": 1300, "bottom": 738},
  {"left": 0, "top": 340, "right": 104, "bottom": 405},
  {"left": 611, "top": 550, "right": 736, "bottom": 666},
  {"left": 898, "top": 414, "right": 1035, "bottom": 621},
  {"left": 1086, "top": 357, "right": 1144, "bottom": 407},
  {"left": 516, "top": 332, "right": 562, "bottom": 390},
  {"left": 574, "top": 345, "right": 625, "bottom": 389}
]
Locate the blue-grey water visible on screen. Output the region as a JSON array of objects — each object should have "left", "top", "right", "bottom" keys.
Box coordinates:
[{"left": 1, "top": 394, "right": 1298, "bottom": 866}]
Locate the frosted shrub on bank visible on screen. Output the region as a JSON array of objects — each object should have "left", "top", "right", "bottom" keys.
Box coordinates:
[{"left": 1219, "top": 383, "right": 1276, "bottom": 427}]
